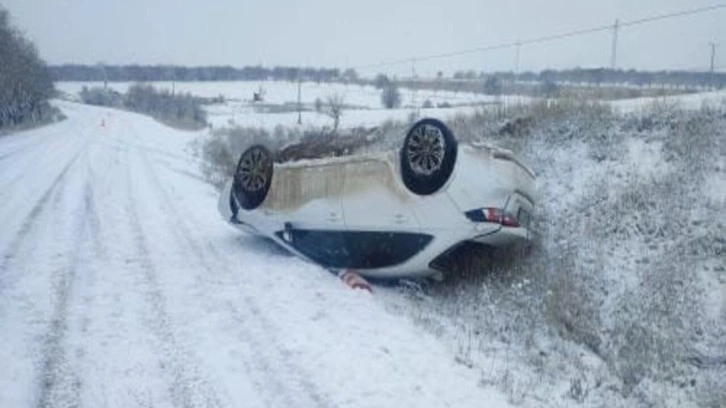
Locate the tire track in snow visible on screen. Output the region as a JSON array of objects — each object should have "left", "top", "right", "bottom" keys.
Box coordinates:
[
  {"left": 0, "top": 123, "right": 68, "bottom": 163},
  {"left": 0, "top": 122, "right": 84, "bottom": 198},
  {"left": 0, "top": 136, "right": 51, "bottom": 162},
  {"left": 83, "top": 156, "right": 107, "bottom": 260},
  {"left": 0, "top": 142, "right": 87, "bottom": 295},
  {"left": 0, "top": 141, "right": 91, "bottom": 408},
  {"left": 131, "top": 139, "right": 333, "bottom": 408},
  {"left": 123, "top": 156, "right": 225, "bottom": 408},
  {"left": 35, "top": 166, "right": 92, "bottom": 408},
  {"left": 0, "top": 137, "right": 91, "bottom": 408},
  {"left": 66, "top": 143, "right": 166, "bottom": 408},
  {"left": 39, "top": 158, "right": 110, "bottom": 408},
  {"left": 132, "top": 149, "right": 290, "bottom": 408}
]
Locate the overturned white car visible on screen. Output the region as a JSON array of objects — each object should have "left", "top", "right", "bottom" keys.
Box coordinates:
[{"left": 218, "top": 118, "right": 536, "bottom": 279}]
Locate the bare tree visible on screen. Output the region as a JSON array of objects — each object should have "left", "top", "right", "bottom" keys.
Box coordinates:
[
  {"left": 374, "top": 74, "right": 391, "bottom": 89},
  {"left": 483, "top": 77, "right": 503, "bottom": 96},
  {"left": 342, "top": 68, "right": 359, "bottom": 83},
  {"left": 381, "top": 84, "right": 401, "bottom": 109},
  {"left": 324, "top": 93, "right": 345, "bottom": 133},
  {"left": 540, "top": 80, "right": 561, "bottom": 98}
]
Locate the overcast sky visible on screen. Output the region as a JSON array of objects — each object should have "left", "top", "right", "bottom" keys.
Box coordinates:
[{"left": 3, "top": 0, "right": 724, "bottom": 76}]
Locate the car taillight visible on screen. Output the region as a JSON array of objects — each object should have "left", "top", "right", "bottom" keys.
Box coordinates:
[{"left": 465, "top": 208, "right": 520, "bottom": 227}]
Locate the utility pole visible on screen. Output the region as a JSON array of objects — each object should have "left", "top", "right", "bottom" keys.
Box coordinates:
[
  {"left": 296, "top": 76, "right": 302, "bottom": 125},
  {"left": 610, "top": 19, "right": 619, "bottom": 69},
  {"left": 411, "top": 59, "right": 419, "bottom": 115},
  {"left": 344, "top": 57, "right": 349, "bottom": 88},
  {"left": 709, "top": 42, "right": 717, "bottom": 90},
  {"left": 514, "top": 39, "right": 521, "bottom": 91},
  {"left": 98, "top": 63, "right": 108, "bottom": 89}
]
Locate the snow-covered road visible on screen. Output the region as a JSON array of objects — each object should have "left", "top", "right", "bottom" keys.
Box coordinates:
[{"left": 0, "top": 102, "right": 511, "bottom": 408}]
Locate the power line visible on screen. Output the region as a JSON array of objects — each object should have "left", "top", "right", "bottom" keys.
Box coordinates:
[
  {"left": 353, "top": 3, "right": 726, "bottom": 71},
  {"left": 619, "top": 4, "right": 724, "bottom": 29}
]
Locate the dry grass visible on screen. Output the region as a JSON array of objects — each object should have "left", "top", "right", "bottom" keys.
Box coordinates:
[
  {"left": 198, "top": 98, "right": 726, "bottom": 406},
  {"left": 393, "top": 101, "right": 725, "bottom": 406}
]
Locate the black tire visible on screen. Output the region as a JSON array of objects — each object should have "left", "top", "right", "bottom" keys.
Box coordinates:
[
  {"left": 400, "top": 118, "right": 458, "bottom": 195},
  {"left": 232, "top": 145, "right": 273, "bottom": 210}
]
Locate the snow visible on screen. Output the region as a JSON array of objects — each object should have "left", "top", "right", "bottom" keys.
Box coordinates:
[
  {"left": 0, "top": 101, "right": 513, "bottom": 408},
  {"left": 56, "top": 80, "right": 525, "bottom": 108},
  {"left": 704, "top": 172, "right": 726, "bottom": 204},
  {"left": 6, "top": 86, "right": 724, "bottom": 407},
  {"left": 56, "top": 81, "right": 726, "bottom": 131},
  {"left": 55, "top": 81, "right": 534, "bottom": 129},
  {"left": 205, "top": 104, "right": 488, "bottom": 130},
  {"left": 612, "top": 89, "right": 726, "bottom": 113},
  {"left": 372, "top": 101, "right": 726, "bottom": 407}
]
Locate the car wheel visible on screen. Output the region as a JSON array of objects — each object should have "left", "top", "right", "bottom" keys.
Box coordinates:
[
  {"left": 232, "top": 145, "right": 273, "bottom": 210},
  {"left": 400, "top": 118, "right": 458, "bottom": 195}
]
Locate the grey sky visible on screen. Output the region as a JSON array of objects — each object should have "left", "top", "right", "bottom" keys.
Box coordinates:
[{"left": 3, "top": 0, "right": 724, "bottom": 76}]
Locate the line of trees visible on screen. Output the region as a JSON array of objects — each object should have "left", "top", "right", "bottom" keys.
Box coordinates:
[
  {"left": 51, "top": 64, "right": 357, "bottom": 84},
  {"left": 51, "top": 63, "right": 726, "bottom": 91},
  {"left": 451, "top": 68, "right": 726, "bottom": 90},
  {"left": 0, "top": 7, "right": 55, "bottom": 129}
]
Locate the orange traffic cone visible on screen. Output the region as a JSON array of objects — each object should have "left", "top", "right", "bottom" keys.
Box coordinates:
[{"left": 339, "top": 270, "right": 372, "bottom": 292}]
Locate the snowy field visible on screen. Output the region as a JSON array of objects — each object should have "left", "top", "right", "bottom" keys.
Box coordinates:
[
  {"left": 612, "top": 89, "right": 726, "bottom": 113},
  {"left": 56, "top": 81, "right": 726, "bottom": 131},
  {"left": 56, "top": 81, "right": 533, "bottom": 129}
]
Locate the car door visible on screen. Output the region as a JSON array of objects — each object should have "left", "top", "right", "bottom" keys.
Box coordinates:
[
  {"left": 265, "top": 162, "right": 345, "bottom": 231},
  {"left": 340, "top": 154, "right": 420, "bottom": 232}
]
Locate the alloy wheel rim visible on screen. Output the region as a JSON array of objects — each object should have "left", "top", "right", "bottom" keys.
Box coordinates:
[
  {"left": 406, "top": 124, "right": 445, "bottom": 175},
  {"left": 238, "top": 148, "right": 269, "bottom": 191}
]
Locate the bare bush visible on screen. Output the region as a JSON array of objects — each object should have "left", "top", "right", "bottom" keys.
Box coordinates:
[
  {"left": 381, "top": 84, "right": 402, "bottom": 109},
  {"left": 126, "top": 84, "right": 207, "bottom": 129},
  {"left": 198, "top": 126, "right": 298, "bottom": 187},
  {"left": 483, "top": 77, "right": 503, "bottom": 96},
  {"left": 80, "top": 86, "right": 123, "bottom": 107},
  {"left": 323, "top": 93, "right": 345, "bottom": 133},
  {"left": 76, "top": 83, "right": 208, "bottom": 130},
  {"left": 539, "top": 80, "right": 561, "bottom": 98}
]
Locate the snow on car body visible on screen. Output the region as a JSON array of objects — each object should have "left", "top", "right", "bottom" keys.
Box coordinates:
[{"left": 218, "top": 118, "right": 536, "bottom": 279}]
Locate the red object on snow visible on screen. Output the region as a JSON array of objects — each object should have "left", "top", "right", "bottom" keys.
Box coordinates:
[{"left": 339, "top": 270, "right": 372, "bottom": 292}]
